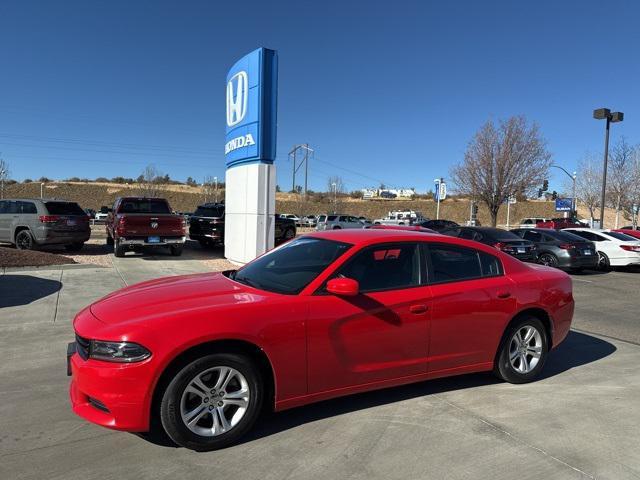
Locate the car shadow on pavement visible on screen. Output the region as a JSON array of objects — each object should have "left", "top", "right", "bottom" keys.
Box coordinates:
[
  {"left": 0, "top": 275, "right": 62, "bottom": 307},
  {"left": 136, "top": 330, "right": 615, "bottom": 450}
]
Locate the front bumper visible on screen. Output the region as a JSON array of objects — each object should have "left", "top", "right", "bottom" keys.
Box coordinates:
[{"left": 68, "top": 342, "right": 155, "bottom": 432}]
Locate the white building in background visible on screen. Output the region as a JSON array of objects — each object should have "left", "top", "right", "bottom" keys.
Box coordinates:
[{"left": 361, "top": 188, "right": 416, "bottom": 199}]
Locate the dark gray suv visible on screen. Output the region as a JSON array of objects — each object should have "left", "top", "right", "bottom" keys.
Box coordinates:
[{"left": 0, "top": 199, "right": 90, "bottom": 251}]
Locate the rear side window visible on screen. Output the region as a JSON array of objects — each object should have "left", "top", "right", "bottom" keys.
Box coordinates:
[
  {"left": 335, "top": 243, "right": 420, "bottom": 292},
  {"left": 427, "top": 244, "right": 503, "bottom": 283},
  {"left": 118, "top": 199, "right": 171, "bottom": 214},
  {"left": 19, "top": 201, "right": 37, "bottom": 214},
  {"left": 194, "top": 206, "right": 224, "bottom": 217},
  {"left": 327, "top": 215, "right": 338, "bottom": 221},
  {"left": 606, "top": 231, "right": 637, "bottom": 241},
  {"left": 523, "top": 230, "right": 543, "bottom": 242},
  {"left": 44, "top": 202, "right": 85, "bottom": 215}
]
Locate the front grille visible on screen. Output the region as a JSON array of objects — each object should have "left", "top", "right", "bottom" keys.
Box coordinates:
[{"left": 75, "top": 334, "right": 90, "bottom": 360}]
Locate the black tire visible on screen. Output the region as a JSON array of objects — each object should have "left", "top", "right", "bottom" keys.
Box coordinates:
[
  {"left": 114, "top": 238, "right": 126, "bottom": 258},
  {"left": 64, "top": 242, "right": 84, "bottom": 252},
  {"left": 332, "top": 226, "right": 342, "bottom": 230},
  {"left": 596, "top": 251, "right": 610, "bottom": 271},
  {"left": 284, "top": 228, "right": 295, "bottom": 240},
  {"left": 170, "top": 245, "right": 184, "bottom": 256},
  {"left": 106, "top": 234, "right": 114, "bottom": 246},
  {"left": 15, "top": 230, "right": 35, "bottom": 250},
  {"left": 198, "top": 239, "right": 210, "bottom": 249},
  {"left": 160, "top": 353, "right": 263, "bottom": 451},
  {"left": 494, "top": 316, "right": 548, "bottom": 384},
  {"left": 538, "top": 252, "right": 558, "bottom": 268}
]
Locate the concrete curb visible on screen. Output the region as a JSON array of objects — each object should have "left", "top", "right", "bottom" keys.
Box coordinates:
[{"left": 1, "top": 263, "right": 105, "bottom": 274}]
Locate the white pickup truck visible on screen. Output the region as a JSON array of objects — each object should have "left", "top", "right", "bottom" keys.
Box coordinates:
[{"left": 373, "top": 210, "right": 426, "bottom": 225}]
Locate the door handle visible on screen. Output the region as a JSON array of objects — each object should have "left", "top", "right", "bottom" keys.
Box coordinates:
[
  {"left": 409, "top": 304, "right": 428, "bottom": 314},
  {"left": 497, "top": 291, "right": 511, "bottom": 299}
]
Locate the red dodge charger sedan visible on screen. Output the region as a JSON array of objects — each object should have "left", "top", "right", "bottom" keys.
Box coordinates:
[{"left": 68, "top": 229, "right": 574, "bottom": 451}]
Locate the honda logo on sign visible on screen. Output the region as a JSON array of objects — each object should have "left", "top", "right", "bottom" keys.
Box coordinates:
[{"left": 226, "top": 71, "right": 248, "bottom": 127}]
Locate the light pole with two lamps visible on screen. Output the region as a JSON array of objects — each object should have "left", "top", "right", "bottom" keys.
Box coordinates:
[{"left": 593, "top": 108, "right": 624, "bottom": 228}]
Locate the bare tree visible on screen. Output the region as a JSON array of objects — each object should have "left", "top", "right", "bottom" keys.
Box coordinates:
[
  {"left": 608, "top": 138, "right": 636, "bottom": 228},
  {"left": 621, "top": 148, "right": 640, "bottom": 227},
  {"left": 451, "top": 116, "right": 552, "bottom": 226},
  {"left": 0, "top": 157, "right": 9, "bottom": 199},
  {"left": 573, "top": 153, "right": 603, "bottom": 223},
  {"left": 202, "top": 175, "right": 221, "bottom": 203},
  {"left": 136, "top": 164, "right": 164, "bottom": 197}
]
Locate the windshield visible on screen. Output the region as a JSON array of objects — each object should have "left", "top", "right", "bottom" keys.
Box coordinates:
[
  {"left": 490, "top": 230, "right": 522, "bottom": 241},
  {"left": 119, "top": 199, "right": 171, "bottom": 214},
  {"left": 45, "top": 202, "right": 85, "bottom": 215},
  {"left": 194, "top": 205, "right": 224, "bottom": 217},
  {"left": 231, "top": 237, "right": 352, "bottom": 294},
  {"left": 607, "top": 231, "right": 637, "bottom": 241}
]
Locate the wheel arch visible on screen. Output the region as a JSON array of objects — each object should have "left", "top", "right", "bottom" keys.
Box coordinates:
[
  {"left": 13, "top": 225, "right": 31, "bottom": 241},
  {"left": 494, "top": 307, "right": 554, "bottom": 366},
  {"left": 149, "top": 339, "right": 276, "bottom": 427}
]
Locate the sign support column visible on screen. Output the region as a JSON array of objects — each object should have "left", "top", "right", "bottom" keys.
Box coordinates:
[{"left": 224, "top": 48, "right": 278, "bottom": 265}]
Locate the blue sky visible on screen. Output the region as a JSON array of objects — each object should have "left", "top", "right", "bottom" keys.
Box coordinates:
[{"left": 0, "top": 0, "right": 638, "bottom": 193}]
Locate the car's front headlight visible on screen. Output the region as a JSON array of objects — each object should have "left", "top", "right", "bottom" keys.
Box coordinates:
[{"left": 90, "top": 340, "right": 151, "bottom": 363}]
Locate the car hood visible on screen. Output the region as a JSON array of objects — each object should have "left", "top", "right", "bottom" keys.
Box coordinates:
[{"left": 90, "top": 272, "right": 265, "bottom": 325}]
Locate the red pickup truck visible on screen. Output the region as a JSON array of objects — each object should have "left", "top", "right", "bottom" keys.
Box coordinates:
[{"left": 106, "top": 197, "right": 186, "bottom": 257}]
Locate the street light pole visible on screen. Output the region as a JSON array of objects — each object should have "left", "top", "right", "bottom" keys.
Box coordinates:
[
  {"left": 214, "top": 176, "right": 218, "bottom": 203},
  {"left": 550, "top": 164, "right": 577, "bottom": 217},
  {"left": 593, "top": 108, "right": 624, "bottom": 228},
  {"left": 40, "top": 182, "right": 44, "bottom": 199},
  {"left": 332, "top": 182, "right": 337, "bottom": 213}
]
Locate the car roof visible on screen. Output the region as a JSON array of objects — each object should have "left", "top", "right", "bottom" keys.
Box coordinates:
[{"left": 0, "top": 198, "right": 65, "bottom": 202}]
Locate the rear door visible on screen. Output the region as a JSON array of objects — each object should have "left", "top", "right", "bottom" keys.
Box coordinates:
[
  {"left": 307, "top": 242, "right": 432, "bottom": 393},
  {"left": 425, "top": 243, "right": 516, "bottom": 373}
]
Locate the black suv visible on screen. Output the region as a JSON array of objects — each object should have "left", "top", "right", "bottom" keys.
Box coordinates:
[{"left": 189, "top": 203, "right": 296, "bottom": 247}]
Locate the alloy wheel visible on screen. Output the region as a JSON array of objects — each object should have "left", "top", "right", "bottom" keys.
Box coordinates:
[
  {"left": 539, "top": 253, "right": 557, "bottom": 267},
  {"left": 508, "top": 325, "right": 543, "bottom": 374},
  {"left": 179, "top": 366, "right": 250, "bottom": 437},
  {"left": 16, "top": 231, "right": 33, "bottom": 250},
  {"left": 597, "top": 251, "right": 609, "bottom": 270}
]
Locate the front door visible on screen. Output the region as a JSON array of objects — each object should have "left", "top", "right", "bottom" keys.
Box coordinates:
[{"left": 307, "top": 242, "right": 431, "bottom": 393}]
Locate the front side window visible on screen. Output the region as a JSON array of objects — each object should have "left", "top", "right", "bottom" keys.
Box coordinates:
[
  {"left": 231, "top": 237, "right": 351, "bottom": 295},
  {"left": 333, "top": 243, "right": 420, "bottom": 292},
  {"left": 428, "top": 244, "right": 502, "bottom": 283}
]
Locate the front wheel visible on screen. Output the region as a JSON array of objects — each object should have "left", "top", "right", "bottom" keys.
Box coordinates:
[
  {"left": 596, "top": 251, "right": 610, "bottom": 271},
  {"left": 495, "top": 317, "right": 548, "bottom": 384},
  {"left": 160, "top": 353, "right": 263, "bottom": 451},
  {"left": 538, "top": 253, "right": 558, "bottom": 268}
]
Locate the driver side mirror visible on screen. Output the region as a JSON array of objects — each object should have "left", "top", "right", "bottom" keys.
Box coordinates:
[{"left": 326, "top": 277, "right": 359, "bottom": 296}]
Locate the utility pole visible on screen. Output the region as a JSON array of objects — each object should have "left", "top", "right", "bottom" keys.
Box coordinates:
[
  {"left": 332, "top": 182, "right": 337, "bottom": 213},
  {"left": 288, "top": 144, "right": 314, "bottom": 198}
]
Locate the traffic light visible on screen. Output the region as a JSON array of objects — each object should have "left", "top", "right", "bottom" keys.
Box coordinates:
[
  {"left": 538, "top": 188, "right": 543, "bottom": 197},
  {"left": 551, "top": 191, "right": 558, "bottom": 200},
  {"left": 542, "top": 179, "right": 549, "bottom": 191},
  {"left": 472, "top": 204, "right": 478, "bottom": 215}
]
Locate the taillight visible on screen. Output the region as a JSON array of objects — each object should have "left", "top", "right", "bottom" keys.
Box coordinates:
[
  {"left": 559, "top": 243, "right": 575, "bottom": 250},
  {"left": 621, "top": 245, "right": 640, "bottom": 252},
  {"left": 494, "top": 242, "right": 513, "bottom": 251},
  {"left": 116, "top": 217, "right": 126, "bottom": 235},
  {"left": 39, "top": 215, "right": 60, "bottom": 223}
]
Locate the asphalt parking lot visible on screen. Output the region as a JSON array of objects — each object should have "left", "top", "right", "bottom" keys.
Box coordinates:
[{"left": 1, "top": 259, "right": 640, "bottom": 480}]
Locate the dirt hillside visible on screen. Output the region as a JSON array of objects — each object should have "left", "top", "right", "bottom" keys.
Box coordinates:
[{"left": 3, "top": 181, "right": 619, "bottom": 226}]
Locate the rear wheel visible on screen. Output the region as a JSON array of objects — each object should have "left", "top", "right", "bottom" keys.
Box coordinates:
[
  {"left": 114, "top": 238, "right": 126, "bottom": 258},
  {"left": 284, "top": 228, "right": 295, "bottom": 240},
  {"left": 538, "top": 253, "right": 558, "bottom": 268},
  {"left": 106, "top": 234, "right": 114, "bottom": 246},
  {"left": 332, "top": 226, "right": 342, "bottom": 230},
  {"left": 495, "top": 316, "right": 548, "bottom": 384},
  {"left": 160, "top": 353, "right": 263, "bottom": 451},
  {"left": 15, "top": 230, "right": 34, "bottom": 250}
]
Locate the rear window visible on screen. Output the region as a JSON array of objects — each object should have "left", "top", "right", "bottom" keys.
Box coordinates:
[
  {"left": 545, "top": 230, "right": 586, "bottom": 242},
  {"left": 490, "top": 230, "right": 522, "bottom": 241},
  {"left": 606, "top": 231, "right": 637, "bottom": 241},
  {"left": 45, "top": 202, "right": 85, "bottom": 215},
  {"left": 119, "top": 199, "right": 171, "bottom": 214},
  {"left": 194, "top": 205, "right": 224, "bottom": 217}
]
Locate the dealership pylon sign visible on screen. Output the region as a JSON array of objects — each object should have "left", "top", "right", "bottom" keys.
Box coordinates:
[{"left": 224, "top": 48, "right": 278, "bottom": 264}]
